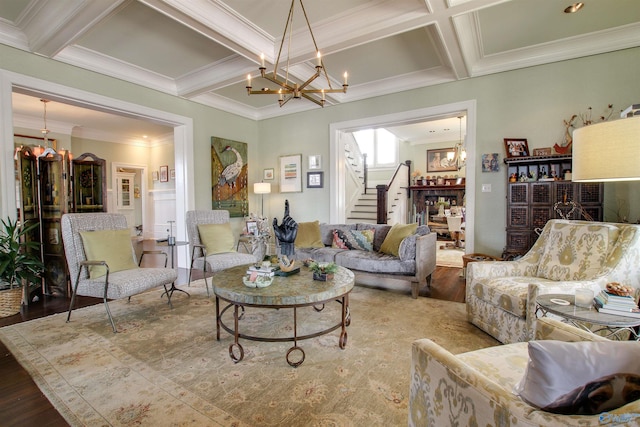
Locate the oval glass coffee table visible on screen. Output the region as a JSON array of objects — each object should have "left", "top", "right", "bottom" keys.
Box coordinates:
[
  {"left": 213, "top": 264, "right": 355, "bottom": 367},
  {"left": 537, "top": 293, "right": 640, "bottom": 340}
]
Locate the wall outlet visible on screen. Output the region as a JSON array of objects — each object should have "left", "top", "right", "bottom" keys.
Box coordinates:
[{"left": 482, "top": 184, "right": 491, "bottom": 192}]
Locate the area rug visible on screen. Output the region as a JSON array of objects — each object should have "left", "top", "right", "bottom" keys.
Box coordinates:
[
  {"left": 0, "top": 280, "right": 497, "bottom": 426},
  {"left": 436, "top": 242, "right": 464, "bottom": 268}
]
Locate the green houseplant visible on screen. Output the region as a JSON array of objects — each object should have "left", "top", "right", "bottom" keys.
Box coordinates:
[
  {"left": 309, "top": 261, "right": 338, "bottom": 281},
  {"left": 0, "top": 217, "right": 44, "bottom": 317}
]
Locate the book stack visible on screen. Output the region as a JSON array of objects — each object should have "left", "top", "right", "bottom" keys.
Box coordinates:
[
  {"left": 245, "top": 265, "right": 278, "bottom": 281},
  {"left": 594, "top": 290, "right": 640, "bottom": 318}
]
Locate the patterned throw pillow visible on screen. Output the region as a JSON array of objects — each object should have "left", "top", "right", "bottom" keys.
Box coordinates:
[{"left": 332, "top": 229, "right": 374, "bottom": 251}]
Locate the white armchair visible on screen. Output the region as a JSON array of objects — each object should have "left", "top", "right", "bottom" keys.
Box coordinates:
[{"left": 466, "top": 219, "right": 640, "bottom": 343}]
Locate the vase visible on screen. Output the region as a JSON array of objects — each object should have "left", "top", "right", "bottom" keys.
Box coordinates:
[
  {"left": 313, "top": 272, "right": 334, "bottom": 281},
  {"left": 438, "top": 204, "right": 445, "bottom": 217}
]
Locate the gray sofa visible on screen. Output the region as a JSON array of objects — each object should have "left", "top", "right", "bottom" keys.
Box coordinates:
[{"left": 293, "top": 223, "right": 437, "bottom": 298}]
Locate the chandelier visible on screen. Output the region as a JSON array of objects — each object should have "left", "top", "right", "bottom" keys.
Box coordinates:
[
  {"left": 447, "top": 116, "right": 467, "bottom": 170},
  {"left": 245, "top": 0, "right": 348, "bottom": 107}
]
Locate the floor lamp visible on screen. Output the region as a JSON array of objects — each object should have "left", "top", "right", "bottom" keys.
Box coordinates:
[{"left": 253, "top": 182, "right": 272, "bottom": 217}]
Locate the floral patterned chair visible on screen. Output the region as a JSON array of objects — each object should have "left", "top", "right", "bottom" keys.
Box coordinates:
[
  {"left": 409, "top": 318, "right": 640, "bottom": 426},
  {"left": 466, "top": 219, "right": 640, "bottom": 343}
]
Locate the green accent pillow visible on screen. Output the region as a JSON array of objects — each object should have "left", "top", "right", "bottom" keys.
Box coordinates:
[
  {"left": 379, "top": 223, "right": 418, "bottom": 257},
  {"left": 295, "top": 221, "right": 324, "bottom": 248},
  {"left": 198, "top": 223, "right": 236, "bottom": 254},
  {"left": 79, "top": 229, "right": 138, "bottom": 279}
]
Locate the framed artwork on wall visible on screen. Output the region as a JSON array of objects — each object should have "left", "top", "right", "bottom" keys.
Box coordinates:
[
  {"left": 159, "top": 165, "right": 169, "bottom": 182},
  {"left": 427, "top": 148, "right": 457, "bottom": 173},
  {"left": 307, "top": 171, "right": 324, "bottom": 188},
  {"left": 152, "top": 171, "right": 159, "bottom": 181},
  {"left": 481, "top": 153, "right": 500, "bottom": 172},
  {"left": 280, "top": 154, "right": 302, "bottom": 193},
  {"left": 211, "top": 136, "right": 248, "bottom": 217},
  {"left": 263, "top": 168, "right": 274, "bottom": 180},
  {"left": 504, "top": 138, "right": 529, "bottom": 158},
  {"left": 308, "top": 154, "right": 321, "bottom": 170},
  {"left": 170, "top": 169, "right": 175, "bottom": 180}
]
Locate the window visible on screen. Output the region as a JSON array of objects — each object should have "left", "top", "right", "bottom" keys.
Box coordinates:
[{"left": 353, "top": 128, "right": 398, "bottom": 169}]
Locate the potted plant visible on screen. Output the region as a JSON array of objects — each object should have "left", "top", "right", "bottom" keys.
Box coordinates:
[
  {"left": 309, "top": 261, "right": 338, "bottom": 281},
  {"left": 0, "top": 217, "right": 44, "bottom": 317}
]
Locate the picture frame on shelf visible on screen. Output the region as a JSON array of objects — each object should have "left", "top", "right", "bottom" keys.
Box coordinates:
[
  {"left": 279, "top": 154, "right": 302, "bottom": 193},
  {"left": 504, "top": 138, "right": 529, "bottom": 158},
  {"left": 533, "top": 147, "right": 553, "bottom": 156},
  {"left": 246, "top": 220, "right": 258, "bottom": 236},
  {"left": 308, "top": 154, "right": 321, "bottom": 170},
  {"left": 159, "top": 165, "right": 169, "bottom": 182},
  {"left": 307, "top": 171, "right": 324, "bottom": 188},
  {"left": 263, "top": 168, "right": 274, "bottom": 180},
  {"left": 427, "top": 148, "right": 457, "bottom": 172}
]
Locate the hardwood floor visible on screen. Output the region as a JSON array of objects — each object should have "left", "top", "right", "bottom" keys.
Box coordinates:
[{"left": 0, "top": 244, "right": 465, "bottom": 427}]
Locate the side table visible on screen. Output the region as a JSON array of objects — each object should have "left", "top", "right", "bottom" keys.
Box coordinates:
[
  {"left": 158, "top": 240, "right": 190, "bottom": 299},
  {"left": 536, "top": 293, "right": 640, "bottom": 340}
]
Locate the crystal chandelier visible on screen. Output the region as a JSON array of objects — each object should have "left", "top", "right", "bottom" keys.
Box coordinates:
[{"left": 245, "top": 0, "right": 348, "bottom": 107}]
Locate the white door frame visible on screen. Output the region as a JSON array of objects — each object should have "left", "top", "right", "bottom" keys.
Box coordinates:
[
  {"left": 0, "top": 70, "right": 195, "bottom": 267},
  {"left": 112, "top": 162, "right": 148, "bottom": 234},
  {"left": 329, "top": 100, "right": 477, "bottom": 252}
]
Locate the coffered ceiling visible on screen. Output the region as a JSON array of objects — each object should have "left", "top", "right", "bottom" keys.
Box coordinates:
[{"left": 2, "top": 0, "right": 639, "bottom": 141}]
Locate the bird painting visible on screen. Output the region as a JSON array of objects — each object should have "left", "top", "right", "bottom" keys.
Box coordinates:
[{"left": 218, "top": 145, "right": 243, "bottom": 188}]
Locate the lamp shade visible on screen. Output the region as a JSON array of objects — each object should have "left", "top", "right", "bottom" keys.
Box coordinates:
[
  {"left": 572, "top": 116, "right": 640, "bottom": 182},
  {"left": 254, "top": 182, "right": 271, "bottom": 194}
]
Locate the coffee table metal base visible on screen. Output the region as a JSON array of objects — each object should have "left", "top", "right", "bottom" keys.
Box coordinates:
[{"left": 216, "top": 295, "right": 351, "bottom": 367}]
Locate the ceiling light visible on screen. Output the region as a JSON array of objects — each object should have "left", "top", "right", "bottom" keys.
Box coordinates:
[
  {"left": 40, "top": 99, "right": 50, "bottom": 142},
  {"left": 454, "top": 116, "right": 466, "bottom": 170},
  {"left": 246, "top": 0, "right": 348, "bottom": 107},
  {"left": 564, "top": 3, "right": 584, "bottom": 13}
]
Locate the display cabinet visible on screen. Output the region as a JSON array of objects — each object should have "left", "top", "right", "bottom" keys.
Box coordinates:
[
  {"left": 116, "top": 172, "right": 135, "bottom": 209},
  {"left": 72, "top": 153, "right": 106, "bottom": 213},
  {"left": 410, "top": 180, "right": 465, "bottom": 225},
  {"left": 37, "top": 148, "right": 71, "bottom": 297},
  {"left": 503, "top": 155, "right": 603, "bottom": 259}
]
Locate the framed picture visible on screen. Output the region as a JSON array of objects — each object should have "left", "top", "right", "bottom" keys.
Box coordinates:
[
  {"left": 280, "top": 154, "right": 302, "bottom": 193},
  {"left": 427, "top": 148, "right": 457, "bottom": 173},
  {"left": 481, "top": 153, "right": 500, "bottom": 172},
  {"left": 504, "top": 138, "right": 529, "bottom": 158},
  {"left": 159, "top": 165, "right": 169, "bottom": 182},
  {"left": 263, "top": 168, "right": 274, "bottom": 180},
  {"left": 307, "top": 171, "right": 324, "bottom": 188},
  {"left": 533, "top": 147, "right": 552, "bottom": 157},
  {"left": 152, "top": 171, "right": 159, "bottom": 181},
  {"left": 308, "top": 154, "right": 321, "bottom": 170},
  {"left": 246, "top": 220, "right": 258, "bottom": 236},
  {"left": 170, "top": 169, "right": 175, "bottom": 180}
]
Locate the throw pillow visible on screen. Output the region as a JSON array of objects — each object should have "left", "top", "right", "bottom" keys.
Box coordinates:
[
  {"left": 332, "top": 229, "right": 374, "bottom": 251},
  {"left": 514, "top": 340, "right": 640, "bottom": 415},
  {"left": 379, "top": 223, "right": 418, "bottom": 257},
  {"left": 198, "top": 223, "right": 236, "bottom": 255},
  {"left": 295, "top": 221, "right": 324, "bottom": 248},
  {"left": 79, "top": 229, "right": 138, "bottom": 279}
]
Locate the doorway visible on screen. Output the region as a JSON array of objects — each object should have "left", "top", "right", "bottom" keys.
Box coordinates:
[
  {"left": 112, "top": 163, "right": 148, "bottom": 237},
  {"left": 329, "top": 100, "right": 477, "bottom": 252}
]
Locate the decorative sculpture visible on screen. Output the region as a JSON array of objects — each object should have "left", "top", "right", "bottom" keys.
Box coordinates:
[{"left": 273, "top": 200, "right": 298, "bottom": 257}]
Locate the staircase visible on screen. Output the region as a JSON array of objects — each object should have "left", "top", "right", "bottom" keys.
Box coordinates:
[{"left": 346, "top": 190, "right": 377, "bottom": 224}]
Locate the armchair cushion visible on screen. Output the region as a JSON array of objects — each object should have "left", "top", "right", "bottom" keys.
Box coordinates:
[
  {"left": 537, "top": 222, "right": 618, "bottom": 281},
  {"left": 295, "top": 221, "right": 324, "bottom": 248},
  {"left": 79, "top": 229, "right": 137, "bottom": 278},
  {"left": 198, "top": 223, "right": 235, "bottom": 254},
  {"left": 515, "top": 340, "right": 640, "bottom": 414}
]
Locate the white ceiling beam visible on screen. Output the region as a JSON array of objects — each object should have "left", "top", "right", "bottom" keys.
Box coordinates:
[{"left": 19, "top": 0, "right": 126, "bottom": 57}]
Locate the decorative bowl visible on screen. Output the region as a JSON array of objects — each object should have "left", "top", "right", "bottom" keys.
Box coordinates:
[{"left": 242, "top": 275, "right": 273, "bottom": 288}]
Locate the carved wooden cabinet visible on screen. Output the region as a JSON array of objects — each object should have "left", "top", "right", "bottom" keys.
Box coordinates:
[{"left": 504, "top": 156, "right": 603, "bottom": 259}]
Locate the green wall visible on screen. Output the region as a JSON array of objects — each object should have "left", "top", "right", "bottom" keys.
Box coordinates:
[{"left": 3, "top": 43, "right": 639, "bottom": 256}]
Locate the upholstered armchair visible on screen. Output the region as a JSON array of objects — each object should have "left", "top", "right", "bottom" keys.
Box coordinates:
[
  {"left": 466, "top": 219, "right": 640, "bottom": 343},
  {"left": 185, "top": 210, "right": 258, "bottom": 296},
  {"left": 62, "top": 213, "right": 178, "bottom": 333},
  {"left": 409, "top": 318, "right": 640, "bottom": 426}
]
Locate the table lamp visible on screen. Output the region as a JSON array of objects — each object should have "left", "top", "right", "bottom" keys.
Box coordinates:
[{"left": 254, "top": 182, "right": 271, "bottom": 217}]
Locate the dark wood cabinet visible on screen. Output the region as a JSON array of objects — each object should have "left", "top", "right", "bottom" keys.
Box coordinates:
[
  {"left": 503, "top": 156, "right": 603, "bottom": 259},
  {"left": 410, "top": 180, "right": 465, "bottom": 225},
  {"left": 72, "top": 153, "right": 107, "bottom": 213}
]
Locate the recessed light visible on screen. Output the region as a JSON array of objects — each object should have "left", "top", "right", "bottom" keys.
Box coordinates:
[{"left": 564, "top": 2, "right": 584, "bottom": 13}]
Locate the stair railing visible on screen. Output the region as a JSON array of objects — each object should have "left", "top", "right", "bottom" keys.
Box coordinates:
[{"left": 376, "top": 160, "right": 411, "bottom": 224}]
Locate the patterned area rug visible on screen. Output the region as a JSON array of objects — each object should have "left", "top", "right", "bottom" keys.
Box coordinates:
[
  {"left": 436, "top": 243, "right": 465, "bottom": 268},
  {"left": 0, "top": 280, "right": 497, "bottom": 426}
]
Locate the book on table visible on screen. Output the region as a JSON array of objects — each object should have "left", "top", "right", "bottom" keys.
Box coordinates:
[
  {"left": 596, "top": 306, "right": 640, "bottom": 319},
  {"left": 594, "top": 291, "right": 638, "bottom": 310}
]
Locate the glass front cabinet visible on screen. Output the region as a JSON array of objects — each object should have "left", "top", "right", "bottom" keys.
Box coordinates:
[
  {"left": 72, "top": 153, "right": 107, "bottom": 213},
  {"left": 116, "top": 172, "right": 135, "bottom": 210}
]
